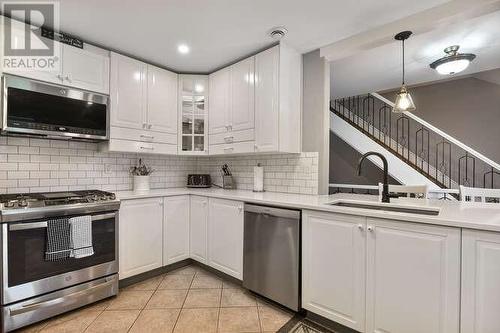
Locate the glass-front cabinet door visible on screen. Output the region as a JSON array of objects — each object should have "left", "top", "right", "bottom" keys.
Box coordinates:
[{"left": 178, "top": 75, "right": 209, "bottom": 154}]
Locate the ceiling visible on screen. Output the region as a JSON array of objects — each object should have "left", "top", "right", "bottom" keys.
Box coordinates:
[
  {"left": 330, "top": 9, "right": 500, "bottom": 98},
  {"left": 7, "top": 0, "right": 450, "bottom": 73}
]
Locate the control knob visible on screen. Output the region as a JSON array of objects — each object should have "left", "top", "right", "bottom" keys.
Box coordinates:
[{"left": 18, "top": 199, "right": 28, "bottom": 207}]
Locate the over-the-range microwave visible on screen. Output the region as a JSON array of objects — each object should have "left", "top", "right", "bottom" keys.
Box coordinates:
[{"left": 1, "top": 74, "right": 109, "bottom": 141}]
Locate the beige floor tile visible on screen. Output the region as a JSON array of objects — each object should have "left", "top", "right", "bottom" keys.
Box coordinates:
[
  {"left": 106, "top": 290, "right": 153, "bottom": 310},
  {"left": 221, "top": 288, "right": 257, "bottom": 307},
  {"left": 258, "top": 304, "right": 293, "bottom": 332},
  {"left": 168, "top": 265, "right": 199, "bottom": 275},
  {"left": 190, "top": 275, "right": 222, "bottom": 289},
  {"left": 85, "top": 310, "right": 140, "bottom": 333},
  {"left": 39, "top": 308, "right": 101, "bottom": 333},
  {"left": 125, "top": 274, "right": 165, "bottom": 291},
  {"left": 129, "top": 309, "right": 180, "bottom": 333},
  {"left": 218, "top": 307, "right": 260, "bottom": 333},
  {"left": 159, "top": 274, "right": 194, "bottom": 290},
  {"left": 183, "top": 289, "right": 221, "bottom": 308},
  {"left": 146, "top": 289, "right": 188, "bottom": 309},
  {"left": 222, "top": 279, "right": 243, "bottom": 289},
  {"left": 173, "top": 308, "right": 218, "bottom": 333}
]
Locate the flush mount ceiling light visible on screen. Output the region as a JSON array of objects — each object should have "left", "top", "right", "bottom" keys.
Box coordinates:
[
  {"left": 429, "top": 45, "right": 476, "bottom": 75},
  {"left": 393, "top": 31, "right": 416, "bottom": 113},
  {"left": 177, "top": 44, "right": 190, "bottom": 55}
]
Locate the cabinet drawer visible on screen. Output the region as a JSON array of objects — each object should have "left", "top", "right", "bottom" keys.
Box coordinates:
[
  {"left": 105, "top": 139, "right": 177, "bottom": 155},
  {"left": 110, "top": 126, "right": 177, "bottom": 145},
  {"left": 209, "top": 129, "right": 254, "bottom": 145},
  {"left": 209, "top": 141, "right": 255, "bottom": 155}
]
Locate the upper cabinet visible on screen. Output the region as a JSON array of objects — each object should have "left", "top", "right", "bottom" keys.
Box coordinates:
[
  {"left": 208, "top": 43, "right": 302, "bottom": 155},
  {"left": 109, "top": 53, "right": 147, "bottom": 130},
  {"left": 1, "top": 19, "right": 109, "bottom": 94},
  {"left": 61, "top": 44, "right": 110, "bottom": 94},
  {"left": 148, "top": 65, "right": 178, "bottom": 134},
  {"left": 102, "top": 52, "right": 178, "bottom": 155},
  {"left": 179, "top": 75, "right": 209, "bottom": 155}
]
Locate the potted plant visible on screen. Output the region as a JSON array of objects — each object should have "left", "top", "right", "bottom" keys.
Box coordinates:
[{"left": 130, "top": 159, "right": 154, "bottom": 192}]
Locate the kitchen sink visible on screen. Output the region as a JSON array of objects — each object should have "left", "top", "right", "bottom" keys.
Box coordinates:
[{"left": 328, "top": 201, "right": 440, "bottom": 216}]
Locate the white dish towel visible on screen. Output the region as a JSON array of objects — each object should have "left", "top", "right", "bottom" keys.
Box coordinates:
[{"left": 69, "top": 215, "right": 94, "bottom": 258}]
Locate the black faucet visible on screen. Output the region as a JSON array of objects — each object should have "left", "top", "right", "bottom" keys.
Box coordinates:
[{"left": 357, "top": 152, "right": 391, "bottom": 203}]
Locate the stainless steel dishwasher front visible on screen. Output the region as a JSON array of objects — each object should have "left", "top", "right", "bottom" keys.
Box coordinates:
[{"left": 243, "top": 204, "right": 300, "bottom": 311}]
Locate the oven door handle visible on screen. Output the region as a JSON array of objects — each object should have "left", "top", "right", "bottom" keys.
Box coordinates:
[
  {"left": 8, "top": 212, "right": 116, "bottom": 231},
  {"left": 9, "top": 277, "right": 116, "bottom": 316}
]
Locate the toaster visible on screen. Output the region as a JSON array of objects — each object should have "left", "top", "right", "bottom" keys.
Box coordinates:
[{"left": 187, "top": 174, "right": 212, "bottom": 188}]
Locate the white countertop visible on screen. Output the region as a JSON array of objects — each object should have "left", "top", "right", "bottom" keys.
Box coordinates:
[{"left": 116, "top": 188, "right": 500, "bottom": 233}]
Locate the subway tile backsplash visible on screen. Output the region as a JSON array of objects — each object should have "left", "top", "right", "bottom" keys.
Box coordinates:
[{"left": 0, "top": 137, "right": 319, "bottom": 195}]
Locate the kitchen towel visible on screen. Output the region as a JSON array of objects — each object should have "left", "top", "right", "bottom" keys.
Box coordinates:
[
  {"left": 253, "top": 163, "right": 264, "bottom": 192},
  {"left": 45, "top": 218, "right": 72, "bottom": 261},
  {"left": 69, "top": 215, "right": 94, "bottom": 259}
]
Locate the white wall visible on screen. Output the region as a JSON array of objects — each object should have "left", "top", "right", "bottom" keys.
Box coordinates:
[{"left": 302, "top": 50, "right": 330, "bottom": 194}]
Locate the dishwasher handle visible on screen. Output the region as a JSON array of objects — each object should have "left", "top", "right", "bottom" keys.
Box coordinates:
[{"left": 244, "top": 204, "right": 300, "bottom": 220}]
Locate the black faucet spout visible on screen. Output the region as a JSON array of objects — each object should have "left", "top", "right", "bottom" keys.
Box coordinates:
[{"left": 357, "top": 152, "right": 391, "bottom": 203}]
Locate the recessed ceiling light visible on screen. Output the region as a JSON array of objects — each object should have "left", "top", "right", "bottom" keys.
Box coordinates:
[
  {"left": 177, "top": 44, "right": 190, "bottom": 54},
  {"left": 430, "top": 45, "right": 476, "bottom": 75}
]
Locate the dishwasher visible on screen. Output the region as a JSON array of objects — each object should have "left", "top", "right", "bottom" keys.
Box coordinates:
[{"left": 243, "top": 204, "right": 300, "bottom": 311}]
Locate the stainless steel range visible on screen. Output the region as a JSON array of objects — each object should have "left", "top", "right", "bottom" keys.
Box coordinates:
[{"left": 0, "top": 190, "right": 120, "bottom": 332}]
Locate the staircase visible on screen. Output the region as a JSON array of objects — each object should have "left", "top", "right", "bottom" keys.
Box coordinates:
[{"left": 330, "top": 93, "right": 500, "bottom": 190}]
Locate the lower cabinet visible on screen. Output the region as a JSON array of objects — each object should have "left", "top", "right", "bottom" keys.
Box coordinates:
[
  {"left": 302, "top": 210, "right": 461, "bottom": 333},
  {"left": 365, "top": 218, "right": 461, "bottom": 333},
  {"left": 190, "top": 196, "right": 209, "bottom": 264},
  {"left": 207, "top": 198, "right": 244, "bottom": 279},
  {"left": 119, "top": 198, "right": 163, "bottom": 279},
  {"left": 302, "top": 211, "right": 366, "bottom": 332},
  {"left": 163, "top": 196, "right": 190, "bottom": 265},
  {"left": 461, "top": 229, "right": 500, "bottom": 333}
]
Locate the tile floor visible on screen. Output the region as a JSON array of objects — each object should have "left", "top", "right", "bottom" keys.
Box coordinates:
[{"left": 15, "top": 264, "right": 294, "bottom": 333}]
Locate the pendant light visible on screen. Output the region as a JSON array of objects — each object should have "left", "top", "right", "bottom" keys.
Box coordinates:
[
  {"left": 393, "top": 31, "right": 416, "bottom": 113},
  {"left": 430, "top": 45, "right": 476, "bottom": 75}
]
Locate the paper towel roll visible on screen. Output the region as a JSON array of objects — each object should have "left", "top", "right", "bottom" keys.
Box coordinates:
[{"left": 253, "top": 164, "right": 264, "bottom": 192}]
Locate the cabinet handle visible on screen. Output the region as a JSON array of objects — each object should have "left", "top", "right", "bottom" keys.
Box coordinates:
[
  {"left": 358, "top": 224, "right": 364, "bottom": 231},
  {"left": 140, "top": 146, "right": 154, "bottom": 150},
  {"left": 223, "top": 147, "right": 234, "bottom": 153},
  {"left": 226, "top": 125, "right": 232, "bottom": 131},
  {"left": 148, "top": 124, "right": 152, "bottom": 129},
  {"left": 142, "top": 123, "right": 147, "bottom": 128},
  {"left": 224, "top": 136, "right": 233, "bottom": 143},
  {"left": 140, "top": 134, "right": 154, "bottom": 139},
  {"left": 238, "top": 205, "right": 243, "bottom": 213},
  {"left": 56, "top": 74, "right": 64, "bottom": 81},
  {"left": 254, "top": 144, "right": 259, "bottom": 151},
  {"left": 367, "top": 226, "right": 374, "bottom": 232},
  {"left": 65, "top": 74, "right": 72, "bottom": 82}
]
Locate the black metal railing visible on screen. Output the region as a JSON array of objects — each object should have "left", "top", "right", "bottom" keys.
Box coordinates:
[{"left": 331, "top": 94, "right": 500, "bottom": 189}]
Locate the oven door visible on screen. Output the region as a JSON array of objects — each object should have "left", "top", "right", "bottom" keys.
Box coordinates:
[{"left": 2, "top": 212, "right": 118, "bottom": 305}]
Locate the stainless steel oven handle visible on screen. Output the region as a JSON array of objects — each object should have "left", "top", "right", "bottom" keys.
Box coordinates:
[
  {"left": 8, "top": 212, "right": 116, "bottom": 231},
  {"left": 9, "top": 277, "right": 116, "bottom": 316}
]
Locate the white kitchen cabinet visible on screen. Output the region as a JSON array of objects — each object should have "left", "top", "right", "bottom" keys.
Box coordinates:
[
  {"left": 461, "top": 229, "right": 500, "bottom": 333},
  {"left": 254, "top": 44, "right": 302, "bottom": 153},
  {"left": 207, "top": 198, "right": 244, "bottom": 279},
  {"left": 61, "top": 44, "right": 110, "bottom": 94},
  {"left": 163, "top": 196, "right": 190, "bottom": 265},
  {"left": 366, "top": 218, "right": 461, "bottom": 333},
  {"left": 110, "top": 52, "right": 147, "bottom": 130},
  {"left": 1, "top": 18, "right": 109, "bottom": 94},
  {"left": 230, "top": 57, "right": 255, "bottom": 132},
  {"left": 119, "top": 198, "right": 163, "bottom": 279},
  {"left": 104, "top": 53, "right": 178, "bottom": 155},
  {"left": 147, "top": 65, "right": 178, "bottom": 135},
  {"left": 209, "top": 68, "right": 230, "bottom": 135},
  {"left": 190, "top": 196, "right": 209, "bottom": 263},
  {"left": 302, "top": 211, "right": 366, "bottom": 332},
  {"left": 179, "top": 75, "right": 209, "bottom": 154}
]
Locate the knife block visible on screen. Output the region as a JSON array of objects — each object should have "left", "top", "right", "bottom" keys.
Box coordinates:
[{"left": 222, "top": 175, "right": 235, "bottom": 189}]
